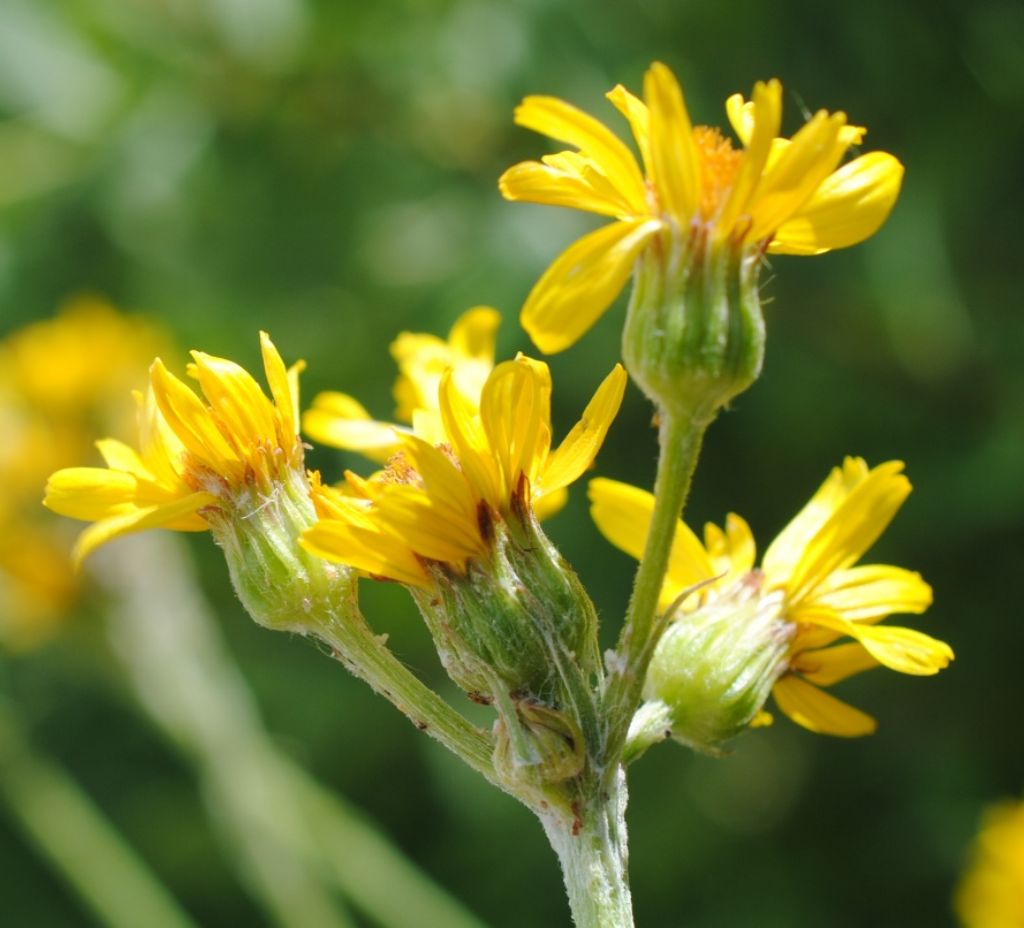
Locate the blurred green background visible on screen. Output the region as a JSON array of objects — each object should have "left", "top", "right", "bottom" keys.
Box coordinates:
[{"left": 1, "top": 0, "right": 1022, "bottom": 925}]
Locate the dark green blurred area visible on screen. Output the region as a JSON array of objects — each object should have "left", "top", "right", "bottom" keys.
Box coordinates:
[{"left": 2, "top": 0, "right": 1022, "bottom": 925}]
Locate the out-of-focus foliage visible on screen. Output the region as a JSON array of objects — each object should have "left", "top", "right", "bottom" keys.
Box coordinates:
[{"left": 1, "top": 0, "right": 1021, "bottom": 925}]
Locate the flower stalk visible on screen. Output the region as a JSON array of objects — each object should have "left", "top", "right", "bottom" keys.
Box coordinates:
[
  {"left": 541, "top": 770, "right": 634, "bottom": 928},
  {"left": 600, "top": 407, "right": 709, "bottom": 774}
]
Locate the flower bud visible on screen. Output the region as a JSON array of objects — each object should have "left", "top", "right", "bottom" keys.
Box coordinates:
[
  {"left": 621, "top": 230, "right": 765, "bottom": 422},
  {"left": 493, "top": 698, "right": 586, "bottom": 792},
  {"left": 412, "top": 494, "right": 599, "bottom": 708},
  {"left": 639, "top": 573, "right": 793, "bottom": 753}
]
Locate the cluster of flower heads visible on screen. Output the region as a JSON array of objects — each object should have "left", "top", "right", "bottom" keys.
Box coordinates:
[{"left": 43, "top": 61, "right": 950, "bottom": 741}]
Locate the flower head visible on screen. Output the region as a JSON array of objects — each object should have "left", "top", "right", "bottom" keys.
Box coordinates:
[
  {"left": 44, "top": 332, "right": 305, "bottom": 565},
  {"left": 501, "top": 62, "right": 903, "bottom": 354},
  {"left": 303, "top": 306, "right": 500, "bottom": 460},
  {"left": 590, "top": 458, "right": 952, "bottom": 738},
  {"left": 304, "top": 352, "right": 624, "bottom": 717},
  {"left": 304, "top": 354, "right": 626, "bottom": 588}
]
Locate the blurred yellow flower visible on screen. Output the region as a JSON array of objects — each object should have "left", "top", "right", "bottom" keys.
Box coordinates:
[
  {"left": 500, "top": 61, "right": 904, "bottom": 353},
  {"left": 0, "top": 295, "right": 168, "bottom": 419},
  {"left": 303, "top": 306, "right": 500, "bottom": 459},
  {"left": 957, "top": 800, "right": 1024, "bottom": 928},
  {"left": 590, "top": 458, "right": 952, "bottom": 736},
  {"left": 303, "top": 355, "right": 626, "bottom": 588},
  {"left": 0, "top": 297, "right": 168, "bottom": 647},
  {"left": 44, "top": 332, "right": 304, "bottom": 565}
]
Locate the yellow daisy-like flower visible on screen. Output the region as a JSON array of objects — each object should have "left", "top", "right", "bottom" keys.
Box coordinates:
[
  {"left": 957, "top": 800, "right": 1024, "bottom": 928},
  {"left": 44, "top": 332, "right": 305, "bottom": 565},
  {"left": 500, "top": 61, "right": 904, "bottom": 353},
  {"left": 303, "top": 306, "right": 500, "bottom": 460},
  {"left": 303, "top": 354, "right": 626, "bottom": 589},
  {"left": 590, "top": 458, "right": 952, "bottom": 737}
]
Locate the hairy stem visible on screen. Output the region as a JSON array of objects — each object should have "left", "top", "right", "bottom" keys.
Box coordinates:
[
  {"left": 600, "top": 410, "right": 709, "bottom": 774},
  {"left": 313, "top": 608, "right": 498, "bottom": 788},
  {"left": 541, "top": 769, "right": 634, "bottom": 928}
]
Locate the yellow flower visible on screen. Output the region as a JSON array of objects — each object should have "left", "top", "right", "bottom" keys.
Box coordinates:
[
  {"left": 303, "top": 354, "right": 626, "bottom": 588},
  {"left": 44, "top": 332, "right": 305, "bottom": 565},
  {"left": 303, "top": 306, "right": 500, "bottom": 460},
  {"left": 590, "top": 458, "right": 952, "bottom": 737},
  {"left": 0, "top": 295, "right": 168, "bottom": 418},
  {"left": 957, "top": 800, "right": 1024, "bottom": 928},
  {"left": 0, "top": 299, "right": 169, "bottom": 646},
  {"left": 500, "top": 61, "right": 904, "bottom": 353}
]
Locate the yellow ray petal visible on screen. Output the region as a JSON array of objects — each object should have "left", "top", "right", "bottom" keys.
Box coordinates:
[
  {"left": 520, "top": 218, "right": 661, "bottom": 354},
  {"left": 783, "top": 461, "right": 912, "bottom": 604},
  {"left": 762, "top": 457, "right": 871, "bottom": 589},
  {"left": 772, "top": 674, "right": 877, "bottom": 736},
  {"left": 95, "top": 438, "right": 153, "bottom": 480},
  {"left": 718, "top": 79, "right": 782, "bottom": 236},
  {"left": 769, "top": 152, "right": 904, "bottom": 255},
  {"left": 588, "top": 477, "right": 715, "bottom": 609},
  {"left": 480, "top": 356, "right": 551, "bottom": 498},
  {"left": 805, "top": 564, "right": 932, "bottom": 625},
  {"left": 702, "top": 512, "right": 757, "bottom": 587},
  {"left": 790, "top": 642, "right": 879, "bottom": 686},
  {"left": 798, "top": 610, "right": 953, "bottom": 676},
  {"left": 260, "top": 331, "right": 302, "bottom": 439},
  {"left": 725, "top": 93, "right": 756, "bottom": 146},
  {"left": 643, "top": 62, "right": 700, "bottom": 223},
  {"left": 301, "top": 518, "right": 428, "bottom": 588},
  {"left": 409, "top": 408, "right": 446, "bottom": 445},
  {"left": 606, "top": 84, "right": 651, "bottom": 176},
  {"left": 72, "top": 492, "right": 215, "bottom": 567},
  {"left": 150, "top": 359, "right": 239, "bottom": 472},
  {"left": 44, "top": 467, "right": 139, "bottom": 521},
  {"left": 540, "top": 150, "right": 640, "bottom": 211},
  {"left": 135, "top": 386, "right": 189, "bottom": 491},
  {"left": 398, "top": 437, "right": 482, "bottom": 532},
  {"left": 375, "top": 487, "right": 485, "bottom": 566},
  {"left": 747, "top": 110, "right": 848, "bottom": 241},
  {"left": 390, "top": 331, "right": 449, "bottom": 420},
  {"left": 437, "top": 373, "right": 502, "bottom": 507},
  {"left": 447, "top": 306, "right": 501, "bottom": 361},
  {"left": 533, "top": 485, "right": 568, "bottom": 521},
  {"left": 513, "top": 95, "right": 647, "bottom": 212},
  {"left": 189, "top": 350, "right": 277, "bottom": 452},
  {"left": 499, "top": 160, "right": 634, "bottom": 218},
  {"left": 540, "top": 364, "right": 626, "bottom": 494},
  {"left": 302, "top": 391, "right": 403, "bottom": 462}
]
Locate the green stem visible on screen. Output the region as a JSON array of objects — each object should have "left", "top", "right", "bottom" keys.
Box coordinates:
[
  {"left": 313, "top": 609, "right": 498, "bottom": 788},
  {"left": 0, "top": 702, "right": 198, "bottom": 928},
  {"left": 540, "top": 770, "right": 634, "bottom": 928},
  {"left": 600, "top": 409, "right": 709, "bottom": 773}
]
